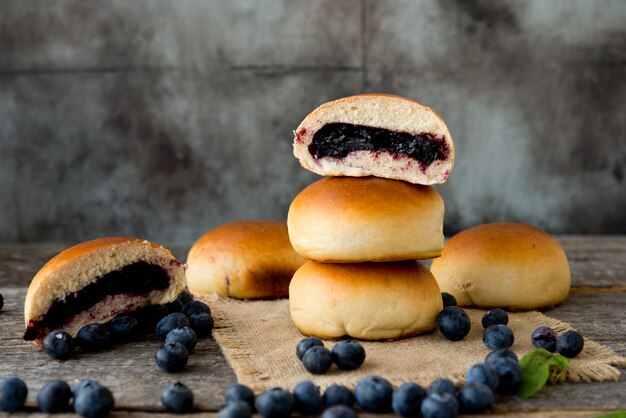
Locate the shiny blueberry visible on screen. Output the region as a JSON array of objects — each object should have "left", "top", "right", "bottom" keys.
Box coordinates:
[
  {"left": 428, "top": 378, "right": 456, "bottom": 396},
  {"left": 485, "top": 349, "right": 518, "bottom": 367},
  {"left": 457, "top": 382, "right": 493, "bottom": 414},
  {"left": 354, "top": 375, "right": 393, "bottom": 413},
  {"left": 219, "top": 400, "right": 252, "bottom": 418},
  {"left": 166, "top": 299, "right": 185, "bottom": 313},
  {"left": 182, "top": 300, "right": 211, "bottom": 318},
  {"left": 530, "top": 326, "right": 558, "bottom": 352},
  {"left": 481, "top": 309, "right": 509, "bottom": 328},
  {"left": 73, "top": 382, "right": 115, "bottom": 418},
  {"left": 155, "top": 342, "right": 190, "bottom": 372},
  {"left": 293, "top": 380, "right": 321, "bottom": 415},
  {"left": 156, "top": 313, "right": 190, "bottom": 339},
  {"left": 224, "top": 383, "right": 255, "bottom": 408},
  {"left": 165, "top": 327, "right": 198, "bottom": 352},
  {"left": 483, "top": 324, "right": 514, "bottom": 350},
  {"left": 188, "top": 313, "right": 214, "bottom": 337},
  {"left": 43, "top": 329, "right": 75, "bottom": 360},
  {"left": 441, "top": 292, "right": 457, "bottom": 308},
  {"left": 556, "top": 330, "right": 585, "bottom": 358},
  {"left": 323, "top": 384, "right": 354, "bottom": 408},
  {"left": 255, "top": 387, "right": 294, "bottom": 418},
  {"left": 392, "top": 382, "right": 427, "bottom": 417},
  {"left": 302, "top": 346, "right": 333, "bottom": 374},
  {"left": 321, "top": 405, "right": 358, "bottom": 418},
  {"left": 296, "top": 337, "right": 324, "bottom": 361},
  {"left": 492, "top": 358, "right": 523, "bottom": 395},
  {"left": 332, "top": 340, "right": 366, "bottom": 371},
  {"left": 76, "top": 323, "right": 111, "bottom": 351},
  {"left": 37, "top": 380, "right": 72, "bottom": 413},
  {"left": 465, "top": 363, "right": 499, "bottom": 391},
  {"left": 420, "top": 392, "right": 458, "bottom": 418},
  {"left": 160, "top": 382, "right": 194, "bottom": 413},
  {"left": 177, "top": 290, "right": 194, "bottom": 305},
  {"left": 134, "top": 304, "right": 169, "bottom": 332},
  {"left": 0, "top": 377, "right": 28, "bottom": 412},
  {"left": 437, "top": 306, "right": 471, "bottom": 341}
]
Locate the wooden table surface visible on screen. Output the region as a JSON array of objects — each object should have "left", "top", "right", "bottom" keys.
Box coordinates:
[{"left": 1, "top": 237, "right": 625, "bottom": 417}]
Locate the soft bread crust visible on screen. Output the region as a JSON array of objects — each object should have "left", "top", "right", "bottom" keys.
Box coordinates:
[
  {"left": 430, "top": 223, "right": 571, "bottom": 310},
  {"left": 186, "top": 221, "right": 305, "bottom": 299},
  {"left": 293, "top": 94, "right": 455, "bottom": 185},
  {"left": 288, "top": 177, "right": 444, "bottom": 262},
  {"left": 24, "top": 237, "right": 186, "bottom": 342},
  {"left": 289, "top": 261, "right": 443, "bottom": 340}
]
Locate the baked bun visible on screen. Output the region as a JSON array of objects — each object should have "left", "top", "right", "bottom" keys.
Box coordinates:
[
  {"left": 430, "top": 223, "right": 571, "bottom": 310},
  {"left": 293, "top": 94, "right": 455, "bottom": 185},
  {"left": 288, "top": 177, "right": 444, "bottom": 262},
  {"left": 24, "top": 237, "right": 186, "bottom": 342},
  {"left": 186, "top": 221, "right": 305, "bottom": 299},
  {"left": 289, "top": 261, "right": 442, "bottom": 340}
]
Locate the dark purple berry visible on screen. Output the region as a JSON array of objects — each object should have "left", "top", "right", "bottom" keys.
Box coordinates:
[{"left": 531, "top": 326, "right": 558, "bottom": 352}]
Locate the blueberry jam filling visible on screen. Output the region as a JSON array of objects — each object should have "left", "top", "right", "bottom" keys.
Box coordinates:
[
  {"left": 24, "top": 261, "right": 170, "bottom": 340},
  {"left": 308, "top": 123, "right": 449, "bottom": 167}
]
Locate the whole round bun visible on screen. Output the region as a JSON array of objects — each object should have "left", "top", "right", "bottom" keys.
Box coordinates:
[
  {"left": 430, "top": 223, "right": 571, "bottom": 310},
  {"left": 293, "top": 94, "right": 455, "bottom": 185},
  {"left": 288, "top": 177, "right": 444, "bottom": 262},
  {"left": 289, "top": 261, "right": 443, "bottom": 340},
  {"left": 24, "top": 237, "right": 186, "bottom": 343},
  {"left": 186, "top": 220, "right": 305, "bottom": 299}
]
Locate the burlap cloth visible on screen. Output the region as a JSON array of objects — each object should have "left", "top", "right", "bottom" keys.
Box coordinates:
[{"left": 198, "top": 296, "right": 626, "bottom": 392}]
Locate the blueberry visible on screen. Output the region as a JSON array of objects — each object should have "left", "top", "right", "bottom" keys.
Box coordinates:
[
  {"left": 255, "top": 387, "right": 294, "bottom": 418},
  {"left": 465, "top": 363, "right": 499, "bottom": 391},
  {"left": 331, "top": 340, "right": 366, "bottom": 371},
  {"left": 160, "top": 381, "right": 194, "bottom": 413},
  {"left": 0, "top": 377, "right": 28, "bottom": 412},
  {"left": 134, "top": 304, "right": 169, "bottom": 332},
  {"left": 530, "top": 326, "right": 558, "bottom": 352},
  {"left": 107, "top": 315, "right": 139, "bottom": 341},
  {"left": 219, "top": 400, "right": 252, "bottom": 418},
  {"left": 0, "top": 292, "right": 3, "bottom": 310},
  {"left": 182, "top": 300, "right": 211, "bottom": 318},
  {"left": 321, "top": 384, "right": 353, "bottom": 408},
  {"left": 37, "top": 380, "right": 72, "bottom": 413},
  {"left": 165, "top": 327, "right": 198, "bottom": 352},
  {"left": 73, "top": 380, "right": 101, "bottom": 400},
  {"left": 392, "top": 382, "right": 427, "bottom": 417},
  {"left": 76, "top": 323, "right": 111, "bottom": 351},
  {"left": 293, "top": 380, "right": 321, "bottom": 415},
  {"left": 485, "top": 349, "right": 518, "bottom": 367},
  {"left": 177, "top": 290, "right": 194, "bottom": 305},
  {"left": 492, "top": 358, "right": 523, "bottom": 395},
  {"left": 321, "top": 405, "right": 358, "bottom": 418},
  {"left": 420, "top": 392, "right": 458, "bottom": 418},
  {"left": 354, "top": 375, "right": 393, "bottom": 413},
  {"left": 481, "top": 309, "right": 509, "bottom": 328},
  {"left": 166, "top": 299, "right": 185, "bottom": 313},
  {"left": 224, "top": 383, "right": 255, "bottom": 408},
  {"left": 427, "top": 378, "right": 456, "bottom": 396},
  {"left": 43, "top": 329, "right": 75, "bottom": 360},
  {"left": 188, "top": 313, "right": 214, "bottom": 337},
  {"left": 156, "top": 313, "right": 190, "bottom": 339},
  {"left": 556, "top": 330, "right": 585, "bottom": 358},
  {"left": 457, "top": 382, "right": 493, "bottom": 414},
  {"left": 155, "top": 342, "right": 190, "bottom": 372},
  {"left": 437, "top": 306, "right": 471, "bottom": 341},
  {"left": 483, "top": 324, "right": 515, "bottom": 350},
  {"left": 441, "top": 292, "right": 457, "bottom": 308},
  {"left": 302, "top": 346, "right": 333, "bottom": 374},
  {"left": 296, "top": 337, "right": 324, "bottom": 361},
  {"left": 73, "top": 383, "right": 115, "bottom": 418}
]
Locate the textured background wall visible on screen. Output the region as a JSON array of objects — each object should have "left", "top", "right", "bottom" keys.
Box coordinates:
[{"left": 1, "top": 0, "right": 625, "bottom": 243}]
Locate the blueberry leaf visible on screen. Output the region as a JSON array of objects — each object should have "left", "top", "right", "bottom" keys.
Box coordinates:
[{"left": 518, "top": 348, "right": 569, "bottom": 398}]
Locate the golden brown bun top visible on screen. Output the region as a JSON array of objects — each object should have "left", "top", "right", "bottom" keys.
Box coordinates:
[{"left": 290, "top": 176, "right": 442, "bottom": 221}]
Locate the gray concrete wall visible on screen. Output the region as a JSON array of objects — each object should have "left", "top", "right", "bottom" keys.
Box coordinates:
[{"left": 1, "top": 0, "right": 625, "bottom": 243}]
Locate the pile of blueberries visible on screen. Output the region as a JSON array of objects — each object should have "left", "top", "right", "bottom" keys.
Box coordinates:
[
  {"left": 296, "top": 337, "right": 366, "bottom": 374},
  {"left": 0, "top": 377, "right": 114, "bottom": 418},
  {"left": 41, "top": 290, "right": 215, "bottom": 374}
]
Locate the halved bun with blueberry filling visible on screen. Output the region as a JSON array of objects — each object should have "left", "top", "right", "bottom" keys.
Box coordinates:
[
  {"left": 24, "top": 237, "right": 186, "bottom": 343},
  {"left": 293, "top": 94, "right": 455, "bottom": 185}
]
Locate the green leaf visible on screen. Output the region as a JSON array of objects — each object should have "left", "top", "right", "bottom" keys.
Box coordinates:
[
  {"left": 594, "top": 412, "right": 626, "bottom": 418},
  {"left": 517, "top": 348, "right": 569, "bottom": 398}
]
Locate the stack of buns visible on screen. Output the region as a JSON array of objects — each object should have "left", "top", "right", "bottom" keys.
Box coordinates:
[{"left": 287, "top": 94, "right": 456, "bottom": 340}]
